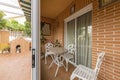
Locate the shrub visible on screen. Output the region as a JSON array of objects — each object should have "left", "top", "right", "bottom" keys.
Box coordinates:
[{"left": 0, "top": 43, "right": 10, "bottom": 53}]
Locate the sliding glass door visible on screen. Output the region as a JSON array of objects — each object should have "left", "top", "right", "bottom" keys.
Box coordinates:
[
  {"left": 77, "top": 11, "right": 92, "bottom": 67},
  {"left": 65, "top": 10, "right": 92, "bottom": 67},
  {"left": 66, "top": 19, "right": 76, "bottom": 63}
]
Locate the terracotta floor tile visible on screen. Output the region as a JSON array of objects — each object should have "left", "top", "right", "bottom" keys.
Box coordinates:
[
  {"left": 41, "top": 57, "right": 77, "bottom": 80},
  {"left": 0, "top": 53, "right": 31, "bottom": 80}
]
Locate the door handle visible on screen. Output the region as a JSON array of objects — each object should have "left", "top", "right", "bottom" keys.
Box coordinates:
[{"left": 32, "top": 48, "right": 35, "bottom": 68}]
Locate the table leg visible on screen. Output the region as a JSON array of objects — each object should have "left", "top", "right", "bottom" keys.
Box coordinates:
[{"left": 55, "top": 65, "right": 59, "bottom": 77}]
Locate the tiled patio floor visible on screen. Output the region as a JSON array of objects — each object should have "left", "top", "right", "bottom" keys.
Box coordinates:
[
  {"left": 41, "top": 57, "right": 78, "bottom": 80},
  {"left": 0, "top": 53, "right": 31, "bottom": 80},
  {"left": 0, "top": 52, "right": 78, "bottom": 80}
]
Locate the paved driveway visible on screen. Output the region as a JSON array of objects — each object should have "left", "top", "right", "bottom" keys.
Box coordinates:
[{"left": 0, "top": 52, "right": 31, "bottom": 80}]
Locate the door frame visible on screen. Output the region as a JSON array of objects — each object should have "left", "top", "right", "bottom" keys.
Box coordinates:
[{"left": 31, "top": 0, "right": 41, "bottom": 80}]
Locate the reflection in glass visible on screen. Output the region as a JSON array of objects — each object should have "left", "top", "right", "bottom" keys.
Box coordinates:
[
  {"left": 67, "top": 19, "right": 75, "bottom": 63},
  {"left": 77, "top": 11, "right": 92, "bottom": 68}
]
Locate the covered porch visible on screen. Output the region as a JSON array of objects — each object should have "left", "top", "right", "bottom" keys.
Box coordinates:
[{"left": 19, "top": 0, "right": 120, "bottom": 80}]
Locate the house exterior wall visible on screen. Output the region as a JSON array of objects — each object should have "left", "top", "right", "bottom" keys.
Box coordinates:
[
  {"left": 41, "top": 16, "right": 55, "bottom": 42},
  {"left": 53, "top": 0, "right": 120, "bottom": 80},
  {"left": 92, "top": 1, "right": 120, "bottom": 80},
  {"left": 41, "top": 17, "right": 56, "bottom": 53},
  {"left": 10, "top": 38, "right": 30, "bottom": 54}
]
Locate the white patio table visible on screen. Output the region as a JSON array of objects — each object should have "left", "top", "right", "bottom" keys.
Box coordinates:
[{"left": 49, "top": 47, "right": 67, "bottom": 77}]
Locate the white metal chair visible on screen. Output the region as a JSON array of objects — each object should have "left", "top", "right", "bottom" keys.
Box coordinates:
[
  {"left": 45, "top": 42, "right": 54, "bottom": 64},
  {"left": 70, "top": 52, "right": 105, "bottom": 80},
  {"left": 49, "top": 54, "right": 65, "bottom": 77},
  {"left": 61, "top": 44, "right": 75, "bottom": 71}
]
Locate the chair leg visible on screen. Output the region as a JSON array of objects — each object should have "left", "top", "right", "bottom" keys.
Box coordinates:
[
  {"left": 45, "top": 55, "right": 47, "bottom": 64},
  {"left": 70, "top": 74, "right": 76, "bottom": 80},
  {"left": 49, "top": 61, "right": 54, "bottom": 69},
  {"left": 55, "top": 66, "right": 59, "bottom": 77},
  {"left": 66, "top": 60, "right": 68, "bottom": 72},
  {"left": 63, "top": 63, "right": 66, "bottom": 69}
]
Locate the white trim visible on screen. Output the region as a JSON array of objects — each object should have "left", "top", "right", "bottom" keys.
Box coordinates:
[
  {"left": 64, "top": 3, "right": 93, "bottom": 22},
  {"left": 31, "top": 0, "right": 40, "bottom": 80},
  {"left": 64, "top": 23, "right": 67, "bottom": 49},
  {"left": 75, "top": 18, "right": 77, "bottom": 64}
]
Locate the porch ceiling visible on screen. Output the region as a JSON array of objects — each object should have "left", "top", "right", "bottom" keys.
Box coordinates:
[
  {"left": 19, "top": 0, "right": 74, "bottom": 21},
  {"left": 19, "top": 0, "right": 31, "bottom": 21},
  {"left": 41, "top": 0, "right": 74, "bottom": 19}
]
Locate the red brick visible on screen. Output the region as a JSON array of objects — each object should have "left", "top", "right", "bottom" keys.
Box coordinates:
[{"left": 53, "top": 0, "right": 120, "bottom": 80}]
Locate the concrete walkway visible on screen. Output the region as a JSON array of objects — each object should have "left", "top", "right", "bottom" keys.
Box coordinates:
[{"left": 0, "top": 53, "right": 31, "bottom": 80}]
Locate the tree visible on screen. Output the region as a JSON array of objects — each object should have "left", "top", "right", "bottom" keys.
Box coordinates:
[
  {"left": 6, "top": 19, "right": 25, "bottom": 31},
  {"left": 0, "top": 11, "right": 31, "bottom": 37},
  {"left": 24, "top": 21, "right": 31, "bottom": 37},
  {"left": 0, "top": 11, "right": 7, "bottom": 29}
]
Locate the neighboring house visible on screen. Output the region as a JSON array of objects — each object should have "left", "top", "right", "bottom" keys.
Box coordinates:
[
  {"left": 0, "top": 30, "right": 31, "bottom": 53},
  {"left": 10, "top": 37, "right": 31, "bottom": 53}
]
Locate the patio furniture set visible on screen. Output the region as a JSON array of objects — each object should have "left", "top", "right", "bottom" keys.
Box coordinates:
[{"left": 44, "top": 42, "right": 105, "bottom": 80}]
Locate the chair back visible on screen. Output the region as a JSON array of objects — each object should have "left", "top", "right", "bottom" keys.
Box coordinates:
[
  {"left": 45, "top": 42, "right": 53, "bottom": 52},
  {"left": 67, "top": 44, "right": 75, "bottom": 55},
  {"left": 94, "top": 52, "right": 105, "bottom": 79}
]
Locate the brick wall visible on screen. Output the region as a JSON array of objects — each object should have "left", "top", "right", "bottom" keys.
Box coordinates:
[
  {"left": 92, "top": 0, "right": 120, "bottom": 80},
  {"left": 53, "top": 0, "right": 120, "bottom": 80},
  {"left": 41, "top": 16, "right": 55, "bottom": 42},
  {"left": 0, "top": 30, "right": 9, "bottom": 44},
  {"left": 41, "top": 17, "right": 56, "bottom": 53},
  {"left": 10, "top": 38, "right": 31, "bottom": 54}
]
